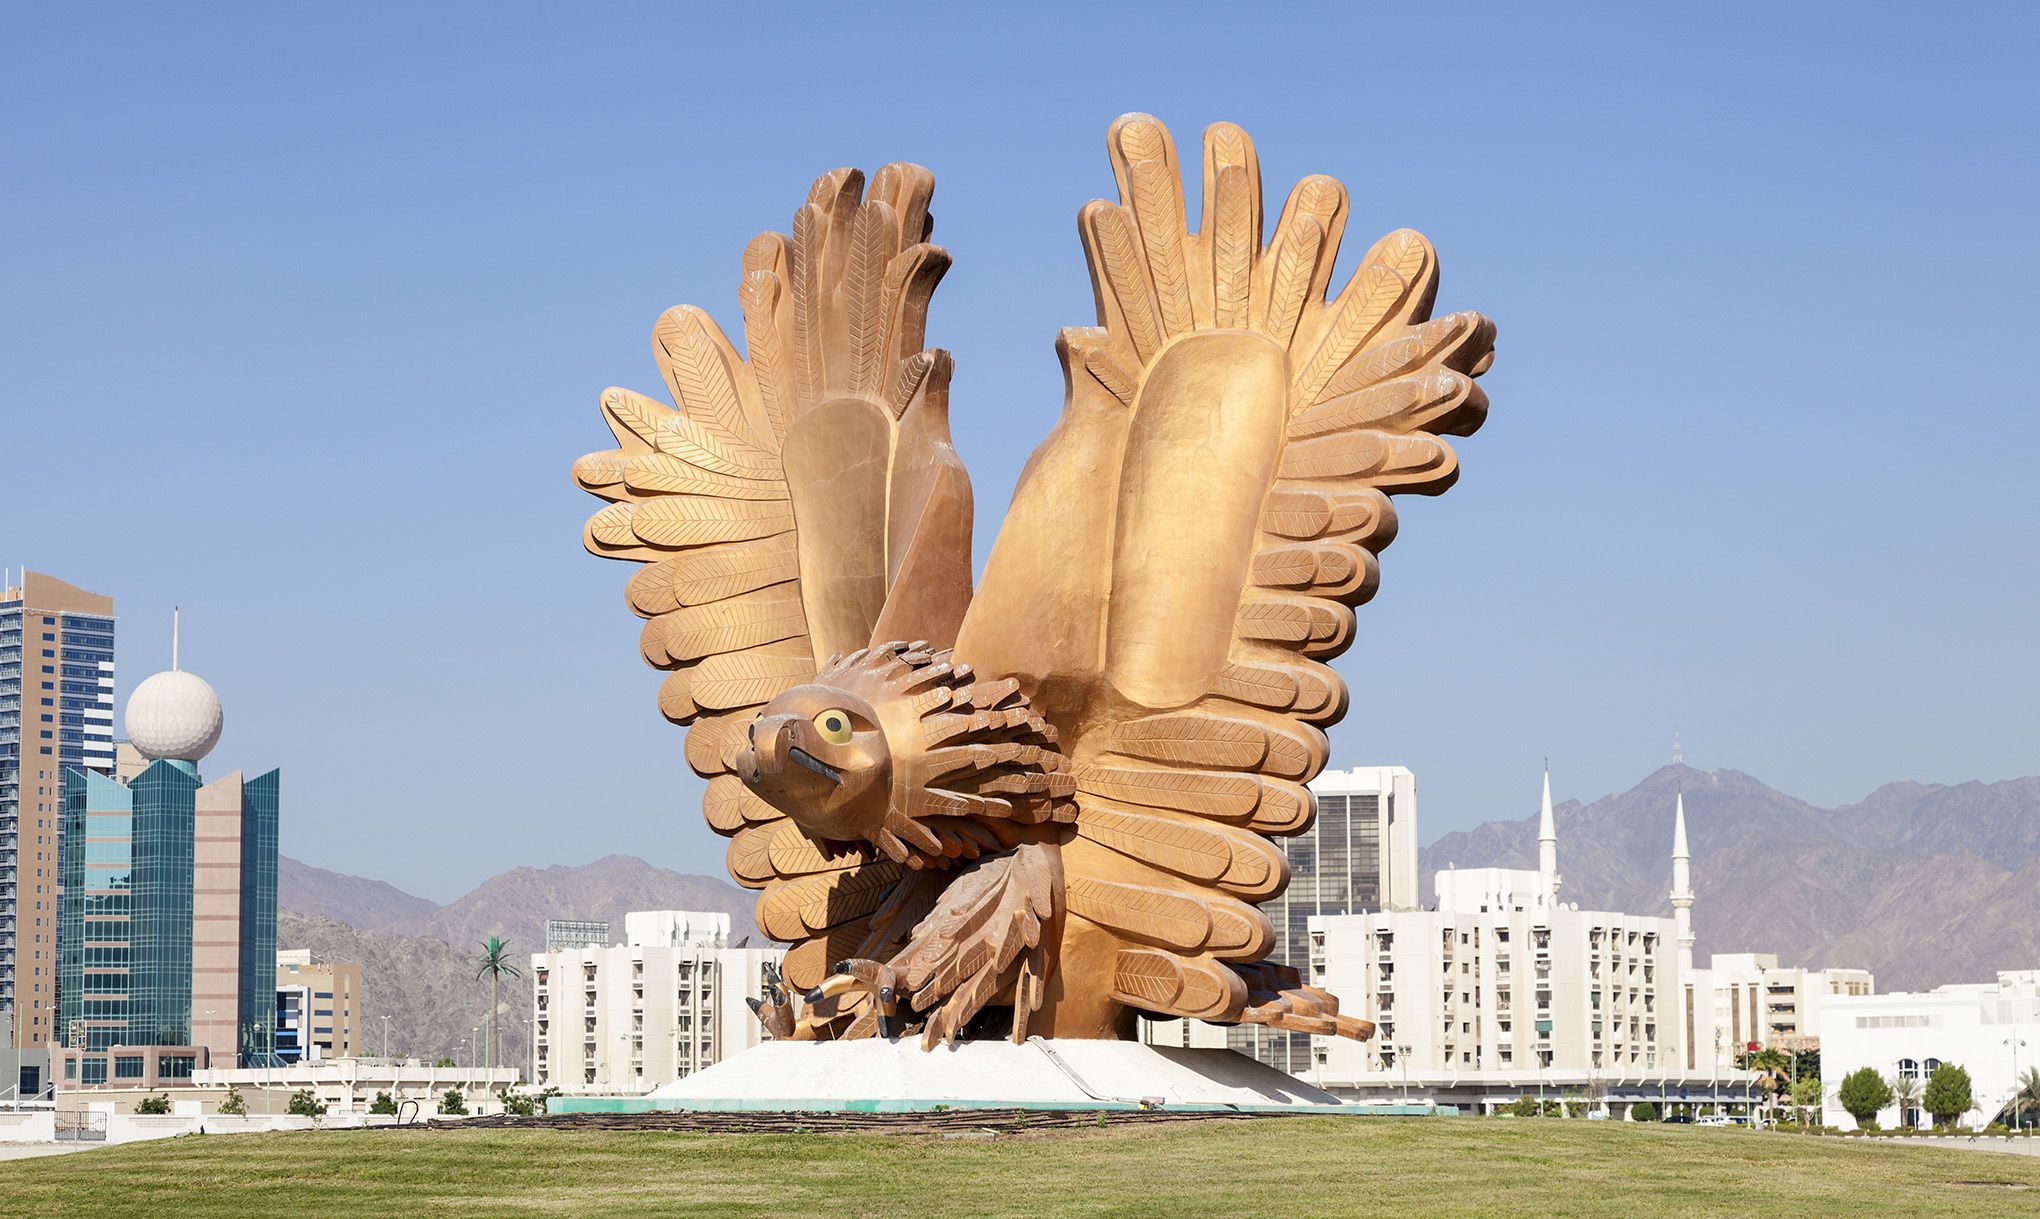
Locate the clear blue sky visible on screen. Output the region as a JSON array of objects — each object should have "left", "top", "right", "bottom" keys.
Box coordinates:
[{"left": 6, "top": 4, "right": 2034, "bottom": 901}]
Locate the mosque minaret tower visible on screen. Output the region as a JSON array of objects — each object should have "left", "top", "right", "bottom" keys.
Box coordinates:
[
  {"left": 1670, "top": 787, "right": 1696, "bottom": 974},
  {"left": 1536, "top": 763, "right": 1560, "bottom": 904}
]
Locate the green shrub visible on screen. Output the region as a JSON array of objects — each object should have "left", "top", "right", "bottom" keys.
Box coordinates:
[
  {"left": 1539, "top": 1099, "right": 1562, "bottom": 1118},
  {"left": 135, "top": 1093, "right": 171, "bottom": 1115},
  {"left": 1837, "top": 1066, "right": 1891, "bottom": 1129},
  {"left": 286, "top": 1089, "right": 328, "bottom": 1118},
  {"left": 1630, "top": 1102, "right": 1658, "bottom": 1123},
  {"left": 1507, "top": 1095, "right": 1539, "bottom": 1118},
  {"left": 369, "top": 1091, "right": 398, "bottom": 1116},
  {"left": 218, "top": 1087, "right": 247, "bottom": 1116},
  {"left": 1923, "top": 1064, "right": 1973, "bottom": 1129},
  {"left": 440, "top": 1087, "right": 468, "bottom": 1115}
]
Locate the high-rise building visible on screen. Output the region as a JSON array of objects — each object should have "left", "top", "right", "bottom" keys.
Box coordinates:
[
  {"left": 0, "top": 570, "right": 116, "bottom": 1058},
  {"left": 55, "top": 617, "right": 280, "bottom": 1088},
  {"left": 274, "top": 950, "right": 361, "bottom": 1062},
  {"left": 529, "top": 910, "right": 781, "bottom": 1094},
  {"left": 1225, "top": 764, "right": 1418, "bottom": 1072}
]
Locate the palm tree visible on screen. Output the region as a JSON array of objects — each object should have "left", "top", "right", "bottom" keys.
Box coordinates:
[
  {"left": 474, "top": 937, "right": 522, "bottom": 1073},
  {"left": 1889, "top": 1072, "right": 1923, "bottom": 1130},
  {"left": 1741, "top": 1048, "right": 1792, "bottom": 1117}
]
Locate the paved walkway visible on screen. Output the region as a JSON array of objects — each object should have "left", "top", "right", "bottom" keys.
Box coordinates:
[
  {"left": 1853, "top": 1136, "right": 2040, "bottom": 1158},
  {"left": 0, "top": 1142, "right": 100, "bottom": 1161}
]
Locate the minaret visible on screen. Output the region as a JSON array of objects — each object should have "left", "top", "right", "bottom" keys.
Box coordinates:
[
  {"left": 1670, "top": 787, "right": 1695, "bottom": 974},
  {"left": 1537, "top": 763, "right": 1560, "bottom": 904}
]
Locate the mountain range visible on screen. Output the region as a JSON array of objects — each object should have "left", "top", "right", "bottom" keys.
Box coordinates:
[
  {"left": 1421, "top": 763, "right": 2040, "bottom": 991},
  {"left": 275, "top": 764, "right": 2040, "bottom": 1064}
]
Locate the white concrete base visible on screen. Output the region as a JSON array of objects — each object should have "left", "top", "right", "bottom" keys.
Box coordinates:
[{"left": 640, "top": 1038, "right": 1342, "bottom": 1111}]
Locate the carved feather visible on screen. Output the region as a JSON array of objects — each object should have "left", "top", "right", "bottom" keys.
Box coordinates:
[
  {"left": 689, "top": 640, "right": 814, "bottom": 710},
  {"left": 756, "top": 861, "right": 904, "bottom": 942},
  {"left": 630, "top": 497, "right": 794, "bottom": 549},
  {"left": 1067, "top": 876, "right": 1209, "bottom": 950},
  {"left": 1262, "top": 215, "right": 1321, "bottom": 348},
  {"left": 702, "top": 775, "right": 782, "bottom": 835},
  {"left": 625, "top": 534, "right": 802, "bottom": 615},
  {"left": 653, "top": 310, "right": 761, "bottom": 450},
  {"left": 647, "top": 583, "right": 807, "bottom": 664},
  {"left": 739, "top": 269, "right": 790, "bottom": 445},
  {"left": 843, "top": 201, "right": 893, "bottom": 396},
  {"left": 1211, "top": 163, "right": 1255, "bottom": 329},
  {"left": 1291, "top": 262, "right": 1409, "bottom": 406},
  {"left": 1128, "top": 159, "right": 1192, "bottom": 339},
  {"left": 1071, "top": 762, "right": 1261, "bottom": 818},
  {"left": 1084, "top": 202, "right": 1162, "bottom": 363},
  {"left": 652, "top": 414, "right": 782, "bottom": 479},
  {"left": 1111, "top": 713, "right": 1267, "bottom": 769}
]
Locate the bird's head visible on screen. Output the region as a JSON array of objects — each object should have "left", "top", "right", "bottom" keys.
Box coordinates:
[
  {"left": 734, "top": 681, "right": 893, "bottom": 844},
  {"left": 732, "top": 640, "right": 1072, "bottom": 866}
]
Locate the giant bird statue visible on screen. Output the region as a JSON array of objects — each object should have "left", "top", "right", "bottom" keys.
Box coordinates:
[{"left": 573, "top": 114, "right": 1495, "bottom": 1049}]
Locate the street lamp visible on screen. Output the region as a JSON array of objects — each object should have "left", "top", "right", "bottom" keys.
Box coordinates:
[
  {"left": 2007, "top": 1037, "right": 2028, "bottom": 1134},
  {"left": 380, "top": 1014, "right": 391, "bottom": 1061},
  {"left": 1395, "top": 1043, "right": 1412, "bottom": 1105}
]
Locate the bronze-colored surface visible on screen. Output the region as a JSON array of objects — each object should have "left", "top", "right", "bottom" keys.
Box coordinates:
[{"left": 575, "top": 114, "right": 1494, "bottom": 1050}]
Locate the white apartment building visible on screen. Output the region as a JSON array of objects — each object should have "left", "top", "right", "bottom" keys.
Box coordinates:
[
  {"left": 1682, "top": 952, "right": 1874, "bottom": 1072},
  {"left": 529, "top": 911, "right": 782, "bottom": 1095},
  {"left": 1290, "top": 772, "right": 1767, "bottom": 1112},
  {"left": 1819, "top": 971, "right": 2040, "bottom": 1131}
]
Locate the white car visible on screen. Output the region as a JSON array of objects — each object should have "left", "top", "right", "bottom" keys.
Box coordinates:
[{"left": 1695, "top": 1115, "right": 1736, "bottom": 1127}]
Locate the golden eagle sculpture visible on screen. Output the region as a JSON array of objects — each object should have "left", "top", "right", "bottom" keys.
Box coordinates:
[{"left": 573, "top": 114, "right": 1494, "bottom": 1050}]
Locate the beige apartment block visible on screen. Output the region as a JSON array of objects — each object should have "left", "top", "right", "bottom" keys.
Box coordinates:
[
  {"left": 276, "top": 950, "right": 361, "bottom": 1061},
  {"left": 1687, "top": 952, "right": 1875, "bottom": 1068},
  {"left": 191, "top": 772, "right": 248, "bottom": 1063},
  {"left": 1, "top": 571, "right": 115, "bottom": 1053}
]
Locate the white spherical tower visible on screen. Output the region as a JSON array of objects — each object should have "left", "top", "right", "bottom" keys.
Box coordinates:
[{"left": 125, "top": 608, "right": 223, "bottom": 763}]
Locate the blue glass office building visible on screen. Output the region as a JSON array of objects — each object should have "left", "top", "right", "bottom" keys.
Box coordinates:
[{"left": 58, "top": 760, "right": 279, "bottom": 1082}]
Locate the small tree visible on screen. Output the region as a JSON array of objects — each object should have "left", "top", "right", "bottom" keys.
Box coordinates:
[
  {"left": 1838, "top": 1067, "right": 1891, "bottom": 1130},
  {"left": 1507, "top": 1094, "right": 1539, "bottom": 1117},
  {"left": 1630, "top": 1102, "right": 1658, "bottom": 1123},
  {"left": 286, "top": 1089, "right": 328, "bottom": 1118},
  {"left": 1787, "top": 1075, "right": 1826, "bottom": 1128},
  {"left": 1539, "top": 1098, "right": 1562, "bottom": 1118},
  {"left": 440, "top": 1087, "right": 469, "bottom": 1115},
  {"left": 1923, "top": 1063, "right": 1973, "bottom": 1130},
  {"left": 135, "top": 1093, "right": 171, "bottom": 1115},
  {"left": 369, "top": 1091, "right": 398, "bottom": 1116},
  {"left": 218, "top": 1087, "right": 248, "bottom": 1116}
]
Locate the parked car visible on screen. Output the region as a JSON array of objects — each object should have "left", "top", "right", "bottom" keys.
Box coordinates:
[
  {"left": 1663, "top": 1114, "right": 1695, "bottom": 1125},
  {"left": 1696, "top": 1115, "right": 1735, "bottom": 1127}
]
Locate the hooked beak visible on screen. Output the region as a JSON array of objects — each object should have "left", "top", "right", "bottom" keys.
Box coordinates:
[
  {"left": 788, "top": 746, "right": 842, "bottom": 785},
  {"left": 737, "top": 715, "right": 841, "bottom": 788}
]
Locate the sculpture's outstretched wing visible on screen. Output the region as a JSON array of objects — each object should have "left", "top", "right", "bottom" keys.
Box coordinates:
[
  {"left": 574, "top": 164, "right": 974, "bottom": 991},
  {"left": 958, "top": 115, "right": 1494, "bottom": 1036}
]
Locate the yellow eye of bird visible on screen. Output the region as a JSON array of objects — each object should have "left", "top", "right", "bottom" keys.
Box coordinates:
[{"left": 812, "top": 709, "right": 853, "bottom": 745}]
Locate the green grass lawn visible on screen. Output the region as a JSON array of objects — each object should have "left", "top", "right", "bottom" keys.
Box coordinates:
[{"left": 5, "top": 1118, "right": 2036, "bottom": 1218}]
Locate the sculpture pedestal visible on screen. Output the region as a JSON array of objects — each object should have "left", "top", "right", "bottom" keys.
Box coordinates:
[{"left": 567, "top": 1038, "right": 1343, "bottom": 1113}]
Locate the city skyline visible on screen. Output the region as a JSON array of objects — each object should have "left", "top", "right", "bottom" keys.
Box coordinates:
[{"left": 5, "top": 6, "right": 2036, "bottom": 900}]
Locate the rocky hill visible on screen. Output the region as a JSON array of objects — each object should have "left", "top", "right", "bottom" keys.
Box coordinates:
[{"left": 1421, "top": 764, "right": 2040, "bottom": 991}]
